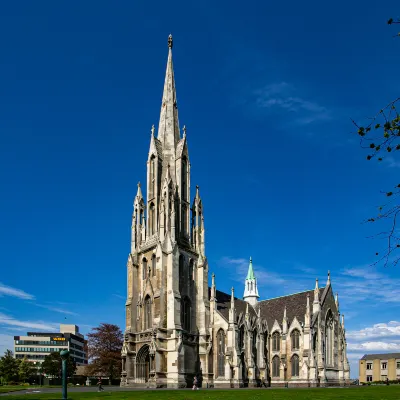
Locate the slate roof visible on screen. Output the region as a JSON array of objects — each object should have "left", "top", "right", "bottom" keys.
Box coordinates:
[
  {"left": 209, "top": 288, "right": 257, "bottom": 322},
  {"left": 361, "top": 353, "right": 400, "bottom": 361},
  {"left": 254, "top": 288, "right": 324, "bottom": 329}
]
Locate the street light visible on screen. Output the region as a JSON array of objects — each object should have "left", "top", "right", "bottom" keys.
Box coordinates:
[{"left": 60, "top": 350, "right": 70, "bottom": 400}]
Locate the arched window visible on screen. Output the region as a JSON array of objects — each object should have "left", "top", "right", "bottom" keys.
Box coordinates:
[
  {"left": 272, "top": 332, "right": 280, "bottom": 352},
  {"left": 188, "top": 259, "right": 194, "bottom": 282},
  {"left": 325, "top": 310, "right": 334, "bottom": 365},
  {"left": 217, "top": 329, "right": 225, "bottom": 377},
  {"left": 264, "top": 333, "right": 269, "bottom": 360},
  {"left": 313, "top": 332, "right": 317, "bottom": 355},
  {"left": 149, "top": 203, "right": 155, "bottom": 235},
  {"left": 252, "top": 330, "right": 258, "bottom": 365},
  {"left": 150, "top": 156, "right": 155, "bottom": 198},
  {"left": 152, "top": 255, "right": 156, "bottom": 277},
  {"left": 179, "top": 255, "right": 184, "bottom": 292},
  {"left": 142, "top": 258, "right": 147, "bottom": 280},
  {"left": 291, "top": 354, "right": 299, "bottom": 377},
  {"left": 182, "top": 205, "right": 187, "bottom": 234},
  {"left": 291, "top": 330, "right": 300, "bottom": 350},
  {"left": 272, "top": 356, "right": 280, "bottom": 377},
  {"left": 144, "top": 296, "right": 152, "bottom": 330},
  {"left": 238, "top": 326, "right": 245, "bottom": 352},
  {"left": 181, "top": 156, "right": 187, "bottom": 201},
  {"left": 181, "top": 297, "right": 191, "bottom": 332}
]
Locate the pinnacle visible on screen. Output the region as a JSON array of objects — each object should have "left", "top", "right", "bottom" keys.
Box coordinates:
[{"left": 246, "top": 257, "right": 255, "bottom": 280}]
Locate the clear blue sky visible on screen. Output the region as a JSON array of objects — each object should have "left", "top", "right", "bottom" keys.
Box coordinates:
[{"left": 0, "top": 1, "right": 399, "bottom": 378}]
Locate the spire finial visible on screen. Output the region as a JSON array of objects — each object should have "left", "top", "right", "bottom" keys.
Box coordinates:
[
  {"left": 168, "top": 34, "right": 173, "bottom": 49},
  {"left": 151, "top": 125, "right": 155, "bottom": 136},
  {"left": 327, "top": 270, "right": 331, "bottom": 284},
  {"left": 138, "top": 182, "right": 141, "bottom": 188},
  {"left": 183, "top": 125, "right": 186, "bottom": 137}
]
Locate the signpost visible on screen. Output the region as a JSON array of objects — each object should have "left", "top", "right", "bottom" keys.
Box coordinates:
[{"left": 60, "top": 350, "right": 70, "bottom": 400}]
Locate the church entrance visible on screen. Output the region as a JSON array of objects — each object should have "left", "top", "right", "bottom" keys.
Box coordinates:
[{"left": 136, "top": 344, "right": 150, "bottom": 383}]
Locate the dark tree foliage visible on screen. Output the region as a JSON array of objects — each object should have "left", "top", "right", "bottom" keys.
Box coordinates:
[
  {"left": 0, "top": 350, "right": 20, "bottom": 383},
  {"left": 18, "top": 356, "right": 35, "bottom": 382},
  {"left": 87, "top": 323, "right": 123, "bottom": 380},
  {"left": 41, "top": 352, "right": 76, "bottom": 378},
  {"left": 352, "top": 17, "right": 400, "bottom": 267}
]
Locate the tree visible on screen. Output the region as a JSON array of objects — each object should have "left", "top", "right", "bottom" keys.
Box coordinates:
[
  {"left": 0, "top": 350, "right": 20, "bottom": 383},
  {"left": 18, "top": 356, "right": 35, "bottom": 382},
  {"left": 41, "top": 352, "right": 76, "bottom": 378},
  {"left": 87, "top": 323, "right": 123, "bottom": 380},
  {"left": 353, "top": 17, "right": 400, "bottom": 267}
]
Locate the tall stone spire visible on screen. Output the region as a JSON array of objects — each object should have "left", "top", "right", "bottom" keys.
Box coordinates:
[
  {"left": 243, "top": 257, "right": 259, "bottom": 306},
  {"left": 157, "top": 34, "right": 180, "bottom": 159}
]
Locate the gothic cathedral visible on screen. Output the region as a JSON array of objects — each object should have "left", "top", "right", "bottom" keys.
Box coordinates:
[{"left": 120, "top": 35, "right": 350, "bottom": 388}]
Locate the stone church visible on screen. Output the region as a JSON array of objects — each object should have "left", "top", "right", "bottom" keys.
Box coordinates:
[{"left": 120, "top": 35, "right": 350, "bottom": 388}]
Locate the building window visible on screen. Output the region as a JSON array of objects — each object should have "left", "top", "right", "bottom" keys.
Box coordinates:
[
  {"left": 291, "top": 354, "right": 299, "bottom": 377},
  {"left": 367, "top": 363, "right": 372, "bottom": 370},
  {"left": 382, "top": 362, "right": 387, "bottom": 370},
  {"left": 291, "top": 330, "right": 300, "bottom": 350},
  {"left": 144, "top": 296, "right": 152, "bottom": 330},
  {"left": 188, "top": 259, "right": 194, "bottom": 282},
  {"left": 217, "top": 330, "right": 225, "bottom": 377},
  {"left": 367, "top": 375, "right": 372, "bottom": 382},
  {"left": 238, "top": 326, "right": 244, "bottom": 352},
  {"left": 396, "top": 361, "right": 400, "bottom": 369},
  {"left": 272, "top": 332, "right": 280, "bottom": 352},
  {"left": 272, "top": 356, "right": 280, "bottom": 377},
  {"left": 149, "top": 203, "right": 155, "bottom": 235},
  {"left": 181, "top": 297, "right": 191, "bottom": 332},
  {"left": 150, "top": 155, "right": 155, "bottom": 198},
  {"left": 182, "top": 205, "right": 187, "bottom": 234},
  {"left": 152, "top": 255, "right": 156, "bottom": 277},
  {"left": 181, "top": 156, "right": 187, "bottom": 201},
  {"left": 325, "top": 310, "right": 334, "bottom": 366},
  {"left": 142, "top": 258, "right": 147, "bottom": 280},
  {"left": 252, "top": 330, "right": 257, "bottom": 366}
]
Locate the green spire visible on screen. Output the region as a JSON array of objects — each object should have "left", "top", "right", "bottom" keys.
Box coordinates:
[{"left": 246, "top": 257, "right": 255, "bottom": 280}]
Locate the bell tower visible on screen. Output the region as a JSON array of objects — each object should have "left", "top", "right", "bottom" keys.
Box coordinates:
[{"left": 121, "top": 35, "right": 211, "bottom": 389}]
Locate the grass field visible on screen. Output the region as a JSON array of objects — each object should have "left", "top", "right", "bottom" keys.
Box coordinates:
[{"left": 2, "top": 386, "right": 400, "bottom": 400}]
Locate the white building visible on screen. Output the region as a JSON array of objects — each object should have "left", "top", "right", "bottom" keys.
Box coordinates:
[{"left": 14, "top": 324, "right": 87, "bottom": 366}]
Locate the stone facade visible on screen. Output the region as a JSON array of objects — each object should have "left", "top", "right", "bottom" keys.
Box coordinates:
[{"left": 120, "top": 35, "right": 350, "bottom": 388}]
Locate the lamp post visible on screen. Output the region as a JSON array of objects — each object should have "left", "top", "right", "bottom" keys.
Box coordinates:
[{"left": 60, "top": 350, "right": 70, "bottom": 400}]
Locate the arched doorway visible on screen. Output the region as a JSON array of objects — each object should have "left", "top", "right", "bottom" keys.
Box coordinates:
[{"left": 136, "top": 344, "right": 150, "bottom": 383}]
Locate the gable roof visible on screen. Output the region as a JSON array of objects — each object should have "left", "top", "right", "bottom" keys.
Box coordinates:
[
  {"left": 361, "top": 353, "right": 400, "bottom": 361},
  {"left": 255, "top": 288, "right": 324, "bottom": 329},
  {"left": 209, "top": 288, "right": 257, "bottom": 322}
]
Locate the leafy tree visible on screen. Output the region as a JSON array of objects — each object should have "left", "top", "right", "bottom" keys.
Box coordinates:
[
  {"left": 41, "top": 352, "right": 76, "bottom": 378},
  {"left": 87, "top": 323, "right": 123, "bottom": 380},
  {"left": 18, "top": 356, "right": 35, "bottom": 382},
  {"left": 0, "top": 350, "right": 20, "bottom": 383},
  {"left": 352, "top": 17, "right": 400, "bottom": 267}
]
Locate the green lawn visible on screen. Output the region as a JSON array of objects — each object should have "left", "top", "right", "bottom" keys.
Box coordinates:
[{"left": 3, "top": 386, "right": 400, "bottom": 400}]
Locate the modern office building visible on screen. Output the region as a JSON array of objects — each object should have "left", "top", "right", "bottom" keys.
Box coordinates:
[
  {"left": 14, "top": 324, "right": 88, "bottom": 366},
  {"left": 359, "top": 353, "right": 400, "bottom": 383}
]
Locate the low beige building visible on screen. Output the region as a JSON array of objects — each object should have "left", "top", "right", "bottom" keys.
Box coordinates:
[{"left": 359, "top": 353, "right": 400, "bottom": 383}]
